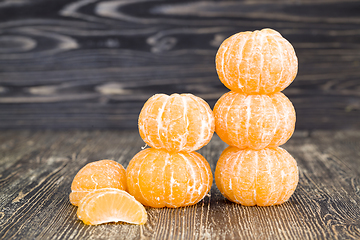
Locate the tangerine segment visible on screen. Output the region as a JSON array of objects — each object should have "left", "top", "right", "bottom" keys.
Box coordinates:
[
  {"left": 215, "top": 146, "right": 298, "bottom": 206},
  {"left": 126, "top": 148, "right": 212, "bottom": 208},
  {"left": 216, "top": 28, "right": 298, "bottom": 94},
  {"left": 70, "top": 160, "right": 127, "bottom": 206},
  {"left": 77, "top": 188, "right": 147, "bottom": 225},
  {"left": 138, "top": 93, "right": 215, "bottom": 152},
  {"left": 214, "top": 91, "right": 295, "bottom": 150}
]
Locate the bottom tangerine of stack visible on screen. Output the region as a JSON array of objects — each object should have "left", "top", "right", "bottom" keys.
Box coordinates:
[
  {"left": 215, "top": 146, "right": 298, "bottom": 206},
  {"left": 126, "top": 148, "right": 213, "bottom": 208}
]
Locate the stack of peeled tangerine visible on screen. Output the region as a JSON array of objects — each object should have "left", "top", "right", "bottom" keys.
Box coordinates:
[
  {"left": 128, "top": 93, "right": 215, "bottom": 208},
  {"left": 214, "top": 28, "right": 299, "bottom": 206},
  {"left": 69, "top": 28, "right": 299, "bottom": 226}
]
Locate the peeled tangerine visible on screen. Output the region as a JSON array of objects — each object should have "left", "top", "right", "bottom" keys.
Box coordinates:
[
  {"left": 215, "top": 146, "right": 298, "bottom": 206},
  {"left": 126, "top": 148, "right": 212, "bottom": 208},
  {"left": 77, "top": 188, "right": 147, "bottom": 225},
  {"left": 138, "top": 93, "right": 215, "bottom": 152},
  {"left": 216, "top": 28, "right": 298, "bottom": 94},
  {"left": 214, "top": 91, "right": 295, "bottom": 150},
  {"left": 70, "top": 160, "right": 127, "bottom": 206}
]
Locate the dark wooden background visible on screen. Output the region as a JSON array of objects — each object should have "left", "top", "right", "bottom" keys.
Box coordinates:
[{"left": 0, "top": 0, "right": 359, "bottom": 130}]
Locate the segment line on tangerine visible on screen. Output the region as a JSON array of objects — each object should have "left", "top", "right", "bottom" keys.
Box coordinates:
[
  {"left": 187, "top": 94, "right": 214, "bottom": 151},
  {"left": 179, "top": 151, "right": 210, "bottom": 205}
]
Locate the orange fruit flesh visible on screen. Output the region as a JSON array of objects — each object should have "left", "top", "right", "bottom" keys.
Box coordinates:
[
  {"left": 214, "top": 91, "right": 295, "bottom": 150},
  {"left": 77, "top": 188, "right": 147, "bottom": 225},
  {"left": 126, "top": 148, "right": 213, "bottom": 208},
  {"left": 70, "top": 160, "right": 127, "bottom": 206},
  {"left": 215, "top": 146, "right": 298, "bottom": 206},
  {"left": 138, "top": 93, "right": 215, "bottom": 152},
  {"left": 215, "top": 28, "right": 298, "bottom": 94}
]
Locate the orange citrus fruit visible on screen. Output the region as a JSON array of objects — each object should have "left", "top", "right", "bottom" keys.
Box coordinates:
[
  {"left": 138, "top": 93, "right": 215, "bottom": 152},
  {"left": 77, "top": 188, "right": 147, "bottom": 225},
  {"left": 215, "top": 146, "right": 298, "bottom": 206},
  {"left": 126, "top": 148, "right": 212, "bottom": 208},
  {"left": 213, "top": 91, "right": 295, "bottom": 150},
  {"left": 70, "top": 160, "right": 127, "bottom": 206},
  {"left": 216, "top": 28, "right": 298, "bottom": 94}
]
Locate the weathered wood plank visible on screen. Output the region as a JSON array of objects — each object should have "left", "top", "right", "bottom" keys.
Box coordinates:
[
  {"left": 0, "top": 0, "right": 360, "bottom": 129},
  {"left": 0, "top": 130, "right": 359, "bottom": 239}
]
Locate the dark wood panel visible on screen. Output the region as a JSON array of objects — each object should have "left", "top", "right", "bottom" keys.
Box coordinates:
[
  {"left": 0, "top": 0, "right": 360, "bottom": 129},
  {"left": 0, "top": 130, "right": 359, "bottom": 239}
]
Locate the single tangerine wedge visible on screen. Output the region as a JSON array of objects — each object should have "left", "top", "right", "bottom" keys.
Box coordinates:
[
  {"left": 77, "top": 188, "right": 147, "bottom": 225},
  {"left": 138, "top": 93, "right": 215, "bottom": 152},
  {"left": 215, "top": 146, "right": 298, "bottom": 206},
  {"left": 216, "top": 28, "right": 298, "bottom": 94},
  {"left": 213, "top": 91, "right": 295, "bottom": 150},
  {"left": 70, "top": 160, "right": 127, "bottom": 206},
  {"left": 126, "top": 148, "right": 213, "bottom": 208}
]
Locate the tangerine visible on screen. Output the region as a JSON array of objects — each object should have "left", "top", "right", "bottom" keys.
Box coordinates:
[
  {"left": 215, "top": 146, "right": 298, "bottom": 206},
  {"left": 138, "top": 93, "right": 215, "bottom": 152},
  {"left": 126, "top": 148, "right": 212, "bottom": 208},
  {"left": 70, "top": 160, "right": 127, "bottom": 206},
  {"left": 213, "top": 91, "right": 295, "bottom": 150},
  {"left": 77, "top": 188, "right": 147, "bottom": 225},
  {"left": 216, "top": 28, "right": 298, "bottom": 94}
]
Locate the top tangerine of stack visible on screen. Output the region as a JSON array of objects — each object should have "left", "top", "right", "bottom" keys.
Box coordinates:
[
  {"left": 138, "top": 93, "right": 215, "bottom": 152},
  {"left": 216, "top": 28, "right": 298, "bottom": 95}
]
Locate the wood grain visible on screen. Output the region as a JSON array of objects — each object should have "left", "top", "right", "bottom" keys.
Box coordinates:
[
  {"left": 0, "top": 130, "right": 359, "bottom": 239},
  {"left": 0, "top": 0, "right": 360, "bottom": 129}
]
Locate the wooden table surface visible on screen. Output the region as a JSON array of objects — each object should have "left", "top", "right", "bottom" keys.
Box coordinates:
[{"left": 0, "top": 130, "right": 359, "bottom": 239}]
